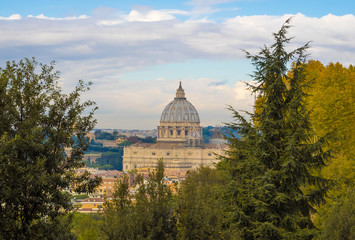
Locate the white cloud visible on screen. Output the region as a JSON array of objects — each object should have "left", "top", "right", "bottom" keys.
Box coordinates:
[
  {"left": 27, "top": 14, "right": 89, "bottom": 20},
  {"left": 126, "top": 9, "right": 188, "bottom": 22},
  {"left": 0, "top": 14, "right": 22, "bottom": 20},
  {"left": 0, "top": 9, "right": 354, "bottom": 128}
]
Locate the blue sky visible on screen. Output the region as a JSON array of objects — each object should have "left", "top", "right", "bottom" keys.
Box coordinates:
[
  {"left": 1, "top": 0, "right": 354, "bottom": 129},
  {"left": 1, "top": 0, "right": 354, "bottom": 18}
]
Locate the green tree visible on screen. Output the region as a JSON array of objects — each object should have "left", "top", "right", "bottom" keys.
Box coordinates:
[
  {"left": 0, "top": 58, "right": 101, "bottom": 239},
  {"left": 176, "top": 167, "right": 233, "bottom": 239},
  {"left": 101, "top": 174, "right": 136, "bottom": 239},
  {"left": 218, "top": 19, "right": 330, "bottom": 239},
  {"left": 97, "top": 151, "right": 123, "bottom": 170},
  {"left": 134, "top": 159, "right": 177, "bottom": 239},
  {"left": 113, "top": 130, "right": 118, "bottom": 138},
  {"left": 95, "top": 131, "right": 115, "bottom": 140},
  {"left": 72, "top": 213, "right": 103, "bottom": 240},
  {"left": 102, "top": 159, "right": 177, "bottom": 240}
]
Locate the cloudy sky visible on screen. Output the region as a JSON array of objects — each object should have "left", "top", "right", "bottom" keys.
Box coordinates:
[{"left": 1, "top": 0, "right": 354, "bottom": 129}]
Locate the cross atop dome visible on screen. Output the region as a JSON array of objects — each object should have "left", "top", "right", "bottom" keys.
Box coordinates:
[{"left": 175, "top": 81, "right": 186, "bottom": 99}]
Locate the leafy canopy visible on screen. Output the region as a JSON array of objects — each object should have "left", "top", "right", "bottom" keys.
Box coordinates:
[{"left": 0, "top": 58, "right": 101, "bottom": 239}]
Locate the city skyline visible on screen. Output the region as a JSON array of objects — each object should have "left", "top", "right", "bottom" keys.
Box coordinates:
[{"left": 1, "top": 0, "right": 354, "bottom": 129}]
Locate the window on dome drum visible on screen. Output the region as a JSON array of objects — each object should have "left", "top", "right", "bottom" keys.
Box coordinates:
[
  {"left": 177, "top": 130, "right": 181, "bottom": 135},
  {"left": 170, "top": 130, "right": 173, "bottom": 135},
  {"left": 185, "top": 130, "right": 188, "bottom": 135},
  {"left": 167, "top": 152, "right": 170, "bottom": 156}
]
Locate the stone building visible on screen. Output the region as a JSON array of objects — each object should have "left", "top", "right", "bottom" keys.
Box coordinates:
[{"left": 122, "top": 82, "right": 226, "bottom": 178}]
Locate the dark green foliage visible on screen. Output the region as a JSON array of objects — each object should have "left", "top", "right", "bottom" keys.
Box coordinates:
[
  {"left": 176, "top": 167, "right": 235, "bottom": 239},
  {"left": 87, "top": 143, "right": 122, "bottom": 152},
  {"left": 0, "top": 58, "right": 101, "bottom": 239},
  {"left": 101, "top": 174, "right": 136, "bottom": 239},
  {"left": 85, "top": 148, "right": 124, "bottom": 170},
  {"left": 97, "top": 151, "right": 123, "bottom": 170},
  {"left": 102, "top": 159, "right": 177, "bottom": 239},
  {"left": 218, "top": 19, "right": 331, "bottom": 239},
  {"left": 94, "top": 130, "right": 114, "bottom": 140},
  {"left": 134, "top": 159, "right": 177, "bottom": 239},
  {"left": 140, "top": 136, "right": 157, "bottom": 143}
]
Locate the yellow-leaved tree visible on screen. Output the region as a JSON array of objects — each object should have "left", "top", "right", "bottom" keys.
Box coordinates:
[{"left": 304, "top": 61, "right": 354, "bottom": 240}]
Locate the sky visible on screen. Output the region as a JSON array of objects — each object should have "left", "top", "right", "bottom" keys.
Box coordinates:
[{"left": 1, "top": 0, "right": 354, "bottom": 129}]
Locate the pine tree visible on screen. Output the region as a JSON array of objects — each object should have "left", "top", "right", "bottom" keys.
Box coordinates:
[{"left": 218, "top": 19, "right": 331, "bottom": 239}]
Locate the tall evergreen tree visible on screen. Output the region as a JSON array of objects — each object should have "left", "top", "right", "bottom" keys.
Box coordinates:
[
  {"left": 218, "top": 19, "right": 331, "bottom": 239},
  {"left": 0, "top": 58, "right": 101, "bottom": 239}
]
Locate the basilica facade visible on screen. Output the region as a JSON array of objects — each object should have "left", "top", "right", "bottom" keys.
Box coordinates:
[{"left": 122, "top": 83, "right": 226, "bottom": 178}]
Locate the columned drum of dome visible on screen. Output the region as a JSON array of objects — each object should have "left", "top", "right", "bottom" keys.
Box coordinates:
[{"left": 157, "top": 82, "right": 203, "bottom": 146}]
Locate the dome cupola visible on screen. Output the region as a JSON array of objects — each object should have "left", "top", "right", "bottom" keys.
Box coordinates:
[
  {"left": 160, "top": 82, "right": 200, "bottom": 123},
  {"left": 157, "top": 82, "right": 203, "bottom": 146}
]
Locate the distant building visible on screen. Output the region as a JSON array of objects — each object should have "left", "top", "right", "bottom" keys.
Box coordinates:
[
  {"left": 123, "top": 82, "right": 226, "bottom": 178},
  {"left": 83, "top": 153, "right": 102, "bottom": 164},
  {"left": 75, "top": 197, "right": 104, "bottom": 213},
  {"left": 102, "top": 140, "right": 117, "bottom": 147},
  {"left": 209, "top": 127, "right": 227, "bottom": 145},
  {"left": 116, "top": 137, "right": 126, "bottom": 144}
]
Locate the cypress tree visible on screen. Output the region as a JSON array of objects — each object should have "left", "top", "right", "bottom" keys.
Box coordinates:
[{"left": 218, "top": 19, "right": 331, "bottom": 239}]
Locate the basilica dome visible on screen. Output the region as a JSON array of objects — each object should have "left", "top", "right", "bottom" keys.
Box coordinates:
[{"left": 160, "top": 82, "right": 200, "bottom": 123}]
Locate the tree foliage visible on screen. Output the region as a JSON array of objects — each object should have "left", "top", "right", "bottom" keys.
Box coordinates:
[
  {"left": 102, "top": 159, "right": 176, "bottom": 239},
  {"left": 176, "top": 167, "right": 232, "bottom": 239},
  {"left": 217, "top": 19, "right": 331, "bottom": 239},
  {"left": 101, "top": 174, "right": 136, "bottom": 239},
  {"left": 302, "top": 61, "right": 355, "bottom": 240},
  {"left": 0, "top": 58, "right": 101, "bottom": 239}
]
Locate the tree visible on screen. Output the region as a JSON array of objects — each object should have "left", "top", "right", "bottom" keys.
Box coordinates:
[
  {"left": 95, "top": 131, "right": 115, "bottom": 140},
  {"left": 101, "top": 174, "right": 136, "bottom": 239},
  {"left": 0, "top": 58, "right": 101, "bottom": 239},
  {"left": 102, "top": 159, "right": 177, "bottom": 240},
  {"left": 113, "top": 130, "right": 118, "bottom": 138},
  {"left": 71, "top": 212, "right": 103, "bottom": 240},
  {"left": 134, "top": 159, "right": 177, "bottom": 239},
  {"left": 316, "top": 188, "right": 355, "bottom": 240},
  {"left": 302, "top": 61, "right": 355, "bottom": 240},
  {"left": 218, "top": 19, "right": 331, "bottom": 239},
  {"left": 176, "top": 167, "right": 232, "bottom": 239}
]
